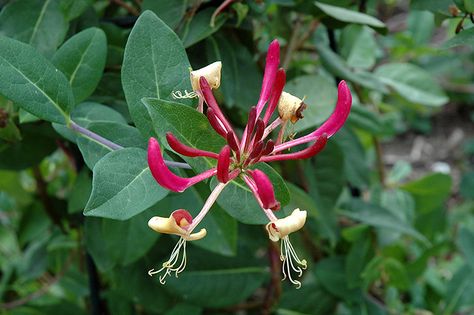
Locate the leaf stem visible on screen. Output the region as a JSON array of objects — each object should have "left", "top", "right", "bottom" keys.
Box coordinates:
[{"left": 69, "top": 121, "right": 191, "bottom": 169}]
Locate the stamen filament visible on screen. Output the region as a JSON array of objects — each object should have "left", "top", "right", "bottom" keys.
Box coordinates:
[
  {"left": 148, "top": 237, "right": 187, "bottom": 284},
  {"left": 172, "top": 90, "right": 198, "bottom": 99},
  {"left": 280, "top": 236, "right": 307, "bottom": 289}
]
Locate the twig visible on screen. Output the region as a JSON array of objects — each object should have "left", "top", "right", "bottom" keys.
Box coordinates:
[
  {"left": 1, "top": 254, "right": 73, "bottom": 310},
  {"left": 69, "top": 121, "right": 191, "bottom": 169},
  {"left": 210, "top": 0, "right": 235, "bottom": 27},
  {"left": 32, "top": 166, "right": 65, "bottom": 233},
  {"left": 282, "top": 18, "right": 303, "bottom": 69},
  {"left": 373, "top": 136, "right": 386, "bottom": 187},
  {"left": 110, "top": 0, "right": 139, "bottom": 16}
]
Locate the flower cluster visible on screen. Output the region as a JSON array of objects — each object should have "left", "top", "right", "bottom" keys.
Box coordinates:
[{"left": 147, "top": 39, "right": 352, "bottom": 287}]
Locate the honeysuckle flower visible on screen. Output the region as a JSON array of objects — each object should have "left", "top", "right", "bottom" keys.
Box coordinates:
[
  {"left": 266, "top": 208, "right": 307, "bottom": 288},
  {"left": 148, "top": 39, "right": 352, "bottom": 287}
]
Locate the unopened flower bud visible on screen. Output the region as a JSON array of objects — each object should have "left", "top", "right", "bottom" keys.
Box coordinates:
[
  {"left": 148, "top": 209, "right": 207, "bottom": 241},
  {"left": 266, "top": 208, "right": 307, "bottom": 242},
  {"left": 278, "top": 92, "right": 307, "bottom": 124},
  {"left": 190, "top": 61, "right": 222, "bottom": 92}
]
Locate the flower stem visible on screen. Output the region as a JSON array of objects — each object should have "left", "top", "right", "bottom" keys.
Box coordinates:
[
  {"left": 69, "top": 121, "right": 191, "bottom": 169},
  {"left": 188, "top": 182, "right": 229, "bottom": 232}
]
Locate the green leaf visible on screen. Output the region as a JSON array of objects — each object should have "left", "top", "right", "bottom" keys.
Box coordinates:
[
  {"left": 53, "top": 27, "right": 107, "bottom": 104},
  {"left": 333, "top": 127, "right": 369, "bottom": 187},
  {"left": 211, "top": 163, "right": 290, "bottom": 224},
  {"left": 347, "top": 104, "right": 384, "bottom": 135},
  {"left": 85, "top": 209, "right": 159, "bottom": 271},
  {"left": 122, "top": 10, "right": 193, "bottom": 137},
  {"left": 340, "top": 25, "right": 378, "bottom": 70},
  {"left": 314, "top": 256, "right": 362, "bottom": 302},
  {"left": 444, "top": 265, "right": 474, "bottom": 314},
  {"left": 143, "top": 98, "right": 225, "bottom": 172},
  {"left": 285, "top": 75, "right": 337, "bottom": 133},
  {"left": 165, "top": 267, "right": 268, "bottom": 308},
  {"left": 341, "top": 199, "right": 430, "bottom": 245},
  {"left": 68, "top": 169, "right": 92, "bottom": 214},
  {"left": 0, "top": 0, "right": 68, "bottom": 57},
  {"left": 460, "top": 171, "right": 474, "bottom": 199},
  {"left": 84, "top": 148, "right": 168, "bottom": 220},
  {"left": 0, "top": 124, "right": 57, "bottom": 170},
  {"left": 205, "top": 34, "right": 262, "bottom": 110},
  {"left": 457, "top": 227, "right": 474, "bottom": 269},
  {"left": 0, "top": 36, "right": 73, "bottom": 124},
  {"left": 164, "top": 304, "right": 202, "bottom": 315},
  {"left": 77, "top": 121, "right": 146, "bottom": 169},
  {"left": 179, "top": 8, "right": 227, "bottom": 48},
  {"left": 142, "top": 0, "right": 187, "bottom": 29},
  {"left": 401, "top": 173, "right": 452, "bottom": 213},
  {"left": 375, "top": 63, "right": 449, "bottom": 107},
  {"left": 316, "top": 44, "right": 387, "bottom": 92},
  {"left": 441, "top": 27, "right": 474, "bottom": 49},
  {"left": 279, "top": 282, "right": 338, "bottom": 315},
  {"left": 315, "top": 2, "right": 387, "bottom": 33},
  {"left": 345, "top": 231, "right": 372, "bottom": 288},
  {"left": 60, "top": 0, "right": 92, "bottom": 21}
]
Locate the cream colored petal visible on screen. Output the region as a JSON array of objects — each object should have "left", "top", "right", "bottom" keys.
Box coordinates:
[
  {"left": 148, "top": 216, "right": 187, "bottom": 236},
  {"left": 266, "top": 208, "right": 307, "bottom": 242},
  {"left": 190, "top": 61, "right": 222, "bottom": 91},
  {"left": 278, "top": 92, "right": 306, "bottom": 123},
  {"left": 182, "top": 228, "right": 207, "bottom": 241}
]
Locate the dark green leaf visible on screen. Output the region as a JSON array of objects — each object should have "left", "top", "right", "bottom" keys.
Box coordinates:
[
  {"left": 443, "top": 27, "right": 474, "bottom": 49},
  {"left": 401, "top": 172, "right": 452, "bottom": 213},
  {"left": 315, "top": 2, "right": 387, "bottom": 33},
  {"left": 375, "top": 63, "right": 449, "bottom": 107},
  {"left": 0, "top": 0, "right": 69, "bottom": 56},
  {"left": 457, "top": 227, "right": 474, "bottom": 269},
  {"left": 0, "top": 36, "right": 74, "bottom": 124},
  {"left": 180, "top": 8, "right": 227, "bottom": 48},
  {"left": 142, "top": 0, "right": 187, "bottom": 29},
  {"left": 165, "top": 267, "right": 268, "bottom": 307},
  {"left": 122, "top": 10, "right": 193, "bottom": 137},
  {"left": 341, "top": 199, "right": 430, "bottom": 245},
  {"left": 84, "top": 148, "right": 168, "bottom": 220},
  {"left": 68, "top": 169, "right": 92, "bottom": 214},
  {"left": 85, "top": 209, "right": 159, "bottom": 271},
  {"left": 53, "top": 27, "right": 107, "bottom": 104}
]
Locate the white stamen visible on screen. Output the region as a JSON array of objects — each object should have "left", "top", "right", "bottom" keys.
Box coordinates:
[
  {"left": 172, "top": 90, "right": 198, "bottom": 99},
  {"left": 280, "top": 236, "right": 307, "bottom": 289},
  {"left": 148, "top": 237, "right": 188, "bottom": 284}
]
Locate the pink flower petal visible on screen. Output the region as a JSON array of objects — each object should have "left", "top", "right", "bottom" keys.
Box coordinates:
[
  {"left": 248, "top": 169, "right": 280, "bottom": 211},
  {"left": 217, "top": 145, "right": 231, "bottom": 183},
  {"left": 207, "top": 108, "right": 228, "bottom": 138},
  {"left": 260, "top": 134, "right": 328, "bottom": 162},
  {"left": 166, "top": 132, "right": 219, "bottom": 159},
  {"left": 256, "top": 40, "right": 281, "bottom": 115},
  {"left": 263, "top": 68, "right": 286, "bottom": 124},
  {"left": 200, "top": 77, "right": 235, "bottom": 134},
  {"left": 148, "top": 138, "right": 217, "bottom": 192}
]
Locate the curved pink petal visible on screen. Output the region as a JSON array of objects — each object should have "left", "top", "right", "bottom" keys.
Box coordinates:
[
  {"left": 248, "top": 169, "right": 280, "bottom": 211},
  {"left": 207, "top": 108, "right": 227, "bottom": 138},
  {"left": 273, "top": 80, "right": 352, "bottom": 153},
  {"left": 166, "top": 132, "right": 219, "bottom": 159},
  {"left": 260, "top": 134, "right": 328, "bottom": 162},
  {"left": 263, "top": 68, "right": 286, "bottom": 124},
  {"left": 217, "top": 145, "right": 231, "bottom": 183},
  {"left": 200, "top": 77, "right": 234, "bottom": 134},
  {"left": 148, "top": 138, "right": 217, "bottom": 192},
  {"left": 256, "top": 40, "right": 280, "bottom": 115}
]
